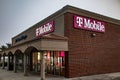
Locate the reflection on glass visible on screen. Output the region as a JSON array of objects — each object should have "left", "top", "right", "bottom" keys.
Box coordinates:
[{"left": 32, "top": 51, "right": 65, "bottom": 76}]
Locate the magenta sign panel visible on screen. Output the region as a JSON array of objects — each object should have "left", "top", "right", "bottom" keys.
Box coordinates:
[
  {"left": 36, "top": 21, "right": 54, "bottom": 37},
  {"left": 74, "top": 15, "right": 105, "bottom": 32}
]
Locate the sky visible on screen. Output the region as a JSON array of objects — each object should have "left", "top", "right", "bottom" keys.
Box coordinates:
[{"left": 0, "top": 0, "right": 120, "bottom": 46}]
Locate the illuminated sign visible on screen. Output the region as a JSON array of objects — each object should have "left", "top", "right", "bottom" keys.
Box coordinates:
[
  {"left": 74, "top": 15, "right": 105, "bottom": 32},
  {"left": 36, "top": 21, "right": 54, "bottom": 37}
]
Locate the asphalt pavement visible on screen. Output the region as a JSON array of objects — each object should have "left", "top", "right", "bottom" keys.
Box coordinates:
[
  {"left": 1, "top": 68, "right": 120, "bottom": 80},
  {"left": 0, "top": 68, "right": 66, "bottom": 80}
]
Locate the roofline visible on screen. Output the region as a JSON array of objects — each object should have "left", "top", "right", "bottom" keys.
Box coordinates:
[
  {"left": 65, "top": 5, "right": 120, "bottom": 25},
  {"left": 12, "top": 5, "right": 67, "bottom": 39},
  {"left": 12, "top": 5, "right": 120, "bottom": 39}
]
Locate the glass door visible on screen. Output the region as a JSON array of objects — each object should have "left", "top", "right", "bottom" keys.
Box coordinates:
[
  {"left": 45, "top": 51, "right": 65, "bottom": 76},
  {"left": 32, "top": 52, "right": 41, "bottom": 72}
]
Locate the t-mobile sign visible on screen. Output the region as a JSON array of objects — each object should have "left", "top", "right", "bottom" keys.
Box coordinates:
[
  {"left": 36, "top": 21, "right": 54, "bottom": 37},
  {"left": 74, "top": 15, "right": 105, "bottom": 32}
]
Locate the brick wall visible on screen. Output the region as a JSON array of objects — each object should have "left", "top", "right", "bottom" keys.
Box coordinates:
[{"left": 64, "top": 12, "right": 120, "bottom": 78}]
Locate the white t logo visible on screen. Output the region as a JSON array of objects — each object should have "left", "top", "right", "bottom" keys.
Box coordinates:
[{"left": 76, "top": 17, "right": 83, "bottom": 27}]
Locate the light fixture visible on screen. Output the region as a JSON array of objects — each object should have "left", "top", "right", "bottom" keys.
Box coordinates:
[
  {"left": 91, "top": 33, "right": 96, "bottom": 37},
  {"left": 38, "top": 52, "right": 40, "bottom": 61}
]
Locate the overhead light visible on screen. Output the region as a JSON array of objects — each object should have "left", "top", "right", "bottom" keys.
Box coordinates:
[{"left": 91, "top": 33, "right": 96, "bottom": 37}]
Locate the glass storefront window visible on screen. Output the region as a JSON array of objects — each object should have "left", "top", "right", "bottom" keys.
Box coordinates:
[
  {"left": 16, "top": 54, "right": 24, "bottom": 71},
  {"left": 31, "top": 51, "right": 65, "bottom": 76},
  {"left": 32, "top": 52, "right": 41, "bottom": 72},
  {"left": 45, "top": 51, "right": 65, "bottom": 76}
]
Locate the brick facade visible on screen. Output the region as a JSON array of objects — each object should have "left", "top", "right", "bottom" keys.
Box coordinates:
[{"left": 64, "top": 12, "right": 120, "bottom": 78}]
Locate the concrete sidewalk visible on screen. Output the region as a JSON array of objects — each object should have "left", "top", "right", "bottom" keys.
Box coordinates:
[
  {"left": 0, "top": 69, "right": 66, "bottom": 80},
  {"left": 1, "top": 68, "right": 120, "bottom": 80},
  {"left": 67, "top": 73, "right": 120, "bottom": 80}
]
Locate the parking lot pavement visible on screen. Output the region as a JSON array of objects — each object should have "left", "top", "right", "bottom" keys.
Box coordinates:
[
  {"left": 0, "top": 68, "right": 66, "bottom": 80},
  {"left": 1, "top": 68, "right": 120, "bottom": 80}
]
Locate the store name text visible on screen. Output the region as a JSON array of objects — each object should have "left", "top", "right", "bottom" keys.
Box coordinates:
[
  {"left": 36, "top": 21, "right": 54, "bottom": 37},
  {"left": 74, "top": 15, "right": 105, "bottom": 32},
  {"left": 16, "top": 35, "right": 27, "bottom": 43}
]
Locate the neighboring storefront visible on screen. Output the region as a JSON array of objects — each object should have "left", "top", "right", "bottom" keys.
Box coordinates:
[{"left": 0, "top": 5, "right": 120, "bottom": 79}]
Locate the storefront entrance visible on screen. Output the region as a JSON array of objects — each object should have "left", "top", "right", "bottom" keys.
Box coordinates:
[
  {"left": 32, "top": 52, "right": 41, "bottom": 72},
  {"left": 16, "top": 53, "right": 24, "bottom": 71},
  {"left": 31, "top": 51, "right": 65, "bottom": 76}
]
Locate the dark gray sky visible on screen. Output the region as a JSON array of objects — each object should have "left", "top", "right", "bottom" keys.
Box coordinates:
[{"left": 0, "top": 0, "right": 120, "bottom": 46}]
